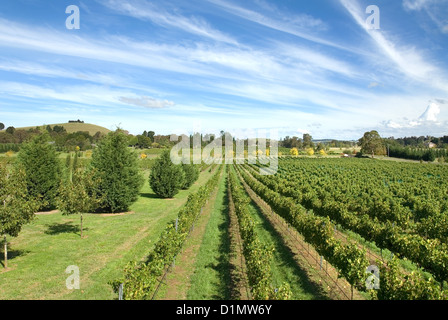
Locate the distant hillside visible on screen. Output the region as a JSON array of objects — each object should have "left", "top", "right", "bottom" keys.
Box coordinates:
[{"left": 17, "top": 122, "right": 111, "bottom": 136}]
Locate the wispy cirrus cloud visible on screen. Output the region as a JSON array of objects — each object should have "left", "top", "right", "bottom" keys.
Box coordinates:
[
  {"left": 339, "top": 0, "right": 448, "bottom": 93},
  {"left": 97, "top": 0, "right": 238, "bottom": 44},
  {"left": 119, "top": 96, "right": 175, "bottom": 109},
  {"left": 403, "top": 0, "right": 448, "bottom": 34},
  {"left": 203, "top": 0, "right": 346, "bottom": 49}
]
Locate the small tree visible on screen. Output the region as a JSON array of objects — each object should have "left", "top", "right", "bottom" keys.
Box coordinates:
[
  {"left": 306, "top": 148, "right": 315, "bottom": 156},
  {"left": 290, "top": 148, "right": 299, "bottom": 156},
  {"left": 17, "top": 133, "right": 62, "bottom": 211},
  {"left": 91, "top": 130, "right": 144, "bottom": 213},
  {"left": 0, "top": 123, "right": 4, "bottom": 131},
  {"left": 150, "top": 150, "right": 185, "bottom": 198},
  {"left": 5, "top": 126, "right": 15, "bottom": 135},
  {"left": 57, "top": 168, "right": 102, "bottom": 238},
  {"left": 0, "top": 164, "right": 38, "bottom": 269}
]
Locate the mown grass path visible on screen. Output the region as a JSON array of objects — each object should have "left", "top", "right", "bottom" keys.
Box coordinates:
[{"left": 186, "top": 166, "right": 232, "bottom": 300}]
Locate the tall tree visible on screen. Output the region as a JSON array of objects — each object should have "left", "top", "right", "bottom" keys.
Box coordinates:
[
  {"left": 91, "top": 130, "right": 144, "bottom": 213},
  {"left": 0, "top": 164, "right": 38, "bottom": 269},
  {"left": 147, "top": 131, "right": 155, "bottom": 143},
  {"left": 17, "top": 133, "right": 62, "bottom": 211},
  {"left": 359, "top": 130, "right": 385, "bottom": 158},
  {"left": 303, "top": 133, "right": 314, "bottom": 149}
]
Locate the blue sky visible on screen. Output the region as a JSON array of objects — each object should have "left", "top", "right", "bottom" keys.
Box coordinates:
[{"left": 0, "top": 0, "right": 447, "bottom": 140}]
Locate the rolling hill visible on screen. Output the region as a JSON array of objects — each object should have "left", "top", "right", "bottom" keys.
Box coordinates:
[{"left": 17, "top": 122, "right": 111, "bottom": 136}]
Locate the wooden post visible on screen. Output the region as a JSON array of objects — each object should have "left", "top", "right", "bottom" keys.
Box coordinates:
[
  {"left": 3, "top": 235, "right": 7, "bottom": 269},
  {"left": 119, "top": 283, "right": 123, "bottom": 300},
  {"left": 80, "top": 213, "right": 83, "bottom": 238}
]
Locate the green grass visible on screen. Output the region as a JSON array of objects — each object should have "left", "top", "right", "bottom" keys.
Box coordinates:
[
  {"left": 186, "top": 166, "right": 232, "bottom": 300},
  {"left": 0, "top": 168, "right": 216, "bottom": 300}
]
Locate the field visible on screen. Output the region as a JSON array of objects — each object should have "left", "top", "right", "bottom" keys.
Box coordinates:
[
  {"left": 1, "top": 154, "right": 448, "bottom": 300},
  {"left": 0, "top": 167, "right": 216, "bottom": 299}
]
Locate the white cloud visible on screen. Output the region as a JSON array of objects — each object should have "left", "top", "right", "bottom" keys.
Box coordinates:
[
  {"left": 403, "top": 0, "right": 448, "bottom": 34},
  {"left": 380, "top": 100, "right": 445, "bottom": 135},
  {"left": 119, "top": 96, "right": 175, "bottom": 109},
  {"left": 203, "top": 0, "right": 351, "bottom": 51},
  {"left": 98, "top": 0, "right": 237, "bottom": 44},
  {"left": 402, "top": 0, "right": 434, "bottom": 11},
  {"left": 340, "top": 0, "right": 448, "bottom": 93},
  {"left": 418, "top": 101, "right": 440, "bottom": 121}
]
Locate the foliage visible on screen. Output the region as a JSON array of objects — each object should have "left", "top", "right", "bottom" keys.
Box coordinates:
[
  {"left": 359, "top": 130, "right": 386, "bottom": 157},
  {"left": 149, "top": 150, "right": 185, "bottom": 198},
  {"left": 91, "top": 130, "right": 144, "bottom": 213},
  {"left": 229, "top": 167, "right": 291, "bottom": 300},
  {"left": 0, "top": 164, "right": 39, "bottom": 238},
  {"left": 57, "top": 168, "right": 103, "bottom": 237},
  {"left": 16, "top": 133, "right": 62, "bottom": 211},
  {"left": 241, "top": 158, "right": 448, "bottom": 297},
  {"left": 180, "top": 163, "right": 200, "bottom": 190},
  {"left": 57, "top": 168, "right": 103, "bottom": 216},
  {"left": 388, "top": 145, "right": 442, "bottom": 162},
  {"left": 289, "top": 148, "right": 299, "bottom": 156}
]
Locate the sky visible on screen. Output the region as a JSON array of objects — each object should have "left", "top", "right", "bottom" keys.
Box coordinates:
[{"left": 0, "top": 0, "right": 447, "bottom": 140}]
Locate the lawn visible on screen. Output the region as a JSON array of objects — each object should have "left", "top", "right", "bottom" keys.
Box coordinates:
[{"left": 0, "top": 168, "right": 216, "bottom": 300}]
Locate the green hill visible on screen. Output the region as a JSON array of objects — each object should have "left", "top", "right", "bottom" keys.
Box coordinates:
[{"left": 17, "top": 122, "right": 111, "bottom": 136}]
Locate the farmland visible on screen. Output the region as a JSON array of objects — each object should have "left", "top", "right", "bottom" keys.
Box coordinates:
[{"left": 2, "top": 147, "right": 448, "bottom": 300}]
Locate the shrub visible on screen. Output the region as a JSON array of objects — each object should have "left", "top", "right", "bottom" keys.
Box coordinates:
[
  {"left": 290, "top": 148, "right": 299, "bottom": 156},
  {"left": 91, "top": 130, "right": 144, "bottom": 213},
  {"left": 149, "top": 150, "right": 185, "bottom": 198}
]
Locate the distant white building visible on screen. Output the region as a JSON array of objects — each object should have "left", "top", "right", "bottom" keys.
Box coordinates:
[{"left": 424, "top": 141, "right": 437, "bottom": 149}]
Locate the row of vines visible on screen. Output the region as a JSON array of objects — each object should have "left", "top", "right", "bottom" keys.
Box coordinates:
[
  {"left": 236, "top": 162, "right": 448, "bottom": 299},
  {"left": 245, "top": 158, "right": 448, "bottom": 288},
  {"left": 228, "top": 167, "right": 291, "bottom": 300}
]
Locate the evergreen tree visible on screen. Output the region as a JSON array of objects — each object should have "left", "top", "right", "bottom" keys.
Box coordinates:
[
  {"left": 17, "top": 133, "right": 62, "bottom": 211},
  {"left": 149, "top": 150, "right": 185, "bottom": 198},
  {"left": 180, "top": 163, "right": 199, "bottom": 189},
  {"left": 91, "top": 130, "right": 144, "bottom": 213}
]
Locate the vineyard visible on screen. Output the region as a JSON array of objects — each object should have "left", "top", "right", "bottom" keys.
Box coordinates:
[
  {"left": 105, "top": 157, "right": 448, "bottom": 300},
  {"left": 2, "top": 147, "right": 448, "bottom": 300}
]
